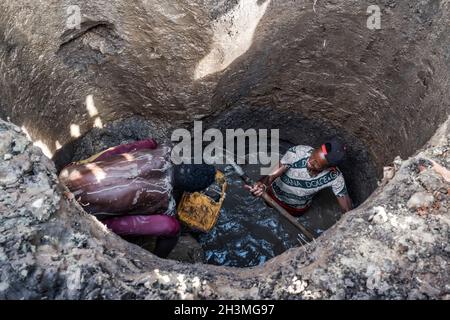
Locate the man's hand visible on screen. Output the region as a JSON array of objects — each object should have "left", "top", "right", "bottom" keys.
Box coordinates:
[
  {"left": 243, "top": 163, "right": 288, "bottom": 198},
  {"left": 244, "top": 181, "right": 267, "bottom": 197}
]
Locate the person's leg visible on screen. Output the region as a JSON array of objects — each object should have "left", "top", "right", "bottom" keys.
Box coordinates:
[
  {"left": 102, "top": 214, "right": 180, "bottom": 237},
  {"left": 153, "top": 235, "right": 180, "bottom": 258},
  {"left": 102, "top": 214, "right": 180, "bottom": 258}
]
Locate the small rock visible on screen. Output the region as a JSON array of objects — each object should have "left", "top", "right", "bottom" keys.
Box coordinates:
[
  {"left": 445, "top": 284, "right": 450, "bottom": 294},
  {"left": 365, "top": 264, "right": 382, "bottom": 290},
  {"left": 0, "top": 169, "right": 19, "bottom": 185},
  {"left": 407, "top": 250, "right": 417, "bottom": 262},
  {"left": 434, "top": 192, "right": 443, "bottom": 201},
  {"left": 431, "top": 147, "right": 447, "bottom": 157},
  {"left": 383, "top": 166, "right": 395, "bottom": 180},
  {"left": 3, "top": 154, "right": 12, "bottom": 160},
  {"left": 393, "top": 156, "right": 403, "bottom": 171},
  {"left": 419, "top": 282, "right": 441, "bottom": 297},
  {"left": 382, "top": 259, "right": 395, "bottom": 273},
  {"left": 418, "top": 171, "right": 444, "bottom": 192},
  {"left": 11, "top": 136, "right": 28, "bottom": 154},
  {"left": 344, "top": 278, "right": 354, "bottom": 288},
  {"left": 408, "top": 289, "right": 425, "bottom": 300},
  {"left": 0, "top": 132, "right": 13, "bottom": 156},
  {"left": 369, "top": 206, "right": 388, "bottom": 224},
  {"left": 0, "top": 282, "right": 10, "bottom": 292},
  {"left": 407, "top": 192, "right": 435, "bottom": 209}
]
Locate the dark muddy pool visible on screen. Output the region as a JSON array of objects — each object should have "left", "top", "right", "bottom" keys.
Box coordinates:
[{"left": 194, "top": 150, "right": 343, "bottom": 268}]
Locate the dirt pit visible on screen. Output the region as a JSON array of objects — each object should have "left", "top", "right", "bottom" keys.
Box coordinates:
[
  {"left": 1, "top": 0, "right": 449, "bottom": 300},
  {"left": 52, "top": 113, "right": 378, "bottom": 268}
]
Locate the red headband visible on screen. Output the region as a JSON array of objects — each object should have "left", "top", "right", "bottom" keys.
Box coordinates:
[{"left": 321, "top": 144, "right": 328, "bottom": 155}]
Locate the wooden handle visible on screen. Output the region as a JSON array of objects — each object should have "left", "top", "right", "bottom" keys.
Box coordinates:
[
  {"left": 261, "top": 192, "right": 315, "bottom": 241},
  {"left": 238, "top": 172, "right": 315, "bottom": 241}
]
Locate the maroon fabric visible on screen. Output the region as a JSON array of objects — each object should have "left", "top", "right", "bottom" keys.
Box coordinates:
[
  {"left": 266, "top": 185, "right": 310, "bottom": 217},
  {"left": 59, "top": 145, "right": 173, "bottom": 215},
  {"left": 102, "top": 214, "right": 180, "bottom": 237},
  {"left": 60, "top": 140, "right": 181, "bottom": 238},
  {"left": 95, "top": 138, "right": 158, "bottom": 162}
]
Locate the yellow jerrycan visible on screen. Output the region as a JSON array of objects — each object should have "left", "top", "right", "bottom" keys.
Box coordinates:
[{"left": 177, "top": 170, "right": 227, "bottom": 233}]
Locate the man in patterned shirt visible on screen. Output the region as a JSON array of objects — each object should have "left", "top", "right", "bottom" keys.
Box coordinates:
[{"left": 246, "top": 139, "right": 353, "bottom": 215}]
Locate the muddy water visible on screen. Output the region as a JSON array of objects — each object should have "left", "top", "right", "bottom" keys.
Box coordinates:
[{"left": 195, "top": 148, "right": 343, "bottom": 268}]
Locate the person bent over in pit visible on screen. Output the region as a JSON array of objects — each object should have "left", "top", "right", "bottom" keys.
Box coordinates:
[
  {"left": 246, "top": 138, "right": 353, "bottom": 216},
  {"left": 59, "top": 139, "right": 216, "bottom": 258}
]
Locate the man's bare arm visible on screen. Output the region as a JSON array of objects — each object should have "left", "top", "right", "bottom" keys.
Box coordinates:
[{"left": 245, "top": 162, "right": 289, "bottom": 197}]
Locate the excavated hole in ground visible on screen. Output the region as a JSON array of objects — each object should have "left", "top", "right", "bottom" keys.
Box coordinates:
[{"left": 50, "top": 107, "right": 380, "bottom": 268}]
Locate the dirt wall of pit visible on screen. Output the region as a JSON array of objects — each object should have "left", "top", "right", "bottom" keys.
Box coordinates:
[
  {"left": 0, "top": 0, "right": 449, "bottom": 299},
  {"left": 1, "top": 1, "right": 449, "bottom": 169}
]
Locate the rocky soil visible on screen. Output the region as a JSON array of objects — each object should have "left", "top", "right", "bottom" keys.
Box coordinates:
[
  {"left": 0, "top": 117, "right": 449, "bottom": 299},
  {"left": 0, "top": 0, "right": 449, "bottom": 299}
]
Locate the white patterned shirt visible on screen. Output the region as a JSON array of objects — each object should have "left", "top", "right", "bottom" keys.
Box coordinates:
[{"left": 271, "top": 145, "right": 348, "bottom": 209}]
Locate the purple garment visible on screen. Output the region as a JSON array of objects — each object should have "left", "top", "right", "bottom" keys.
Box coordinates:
[
  {"left": 95, "top": 139, "right": 158, "bottom": 162},
  {"left": 59, "top": 139, "right": 180, "bottom": 238},
  {"left": 59, "top": 145, "right": 174, "bottom": 215},
  {"left": 102, "top": 214, "right": 180, "bottom": 237}
]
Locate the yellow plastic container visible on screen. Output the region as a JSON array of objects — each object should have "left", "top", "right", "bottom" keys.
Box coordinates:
[{"left": 177, "top": 170, "right": 227, "bottom": 233}]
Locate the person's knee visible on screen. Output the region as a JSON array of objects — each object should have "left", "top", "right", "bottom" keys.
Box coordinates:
[{"left": 160, "top": 216, "right": 180, "bottom": 237}]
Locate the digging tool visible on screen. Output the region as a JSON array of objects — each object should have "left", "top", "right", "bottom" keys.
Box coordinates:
[{"left": 226, "top": 161, "right": 315, "bottom": 242}]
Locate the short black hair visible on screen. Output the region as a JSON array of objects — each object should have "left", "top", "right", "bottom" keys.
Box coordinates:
[
  {"left": 173, "top": 164, "right": 216, "bottom": 192},
  {"left": 322, "top": 138, "right": 347, "bottom": 166}
]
